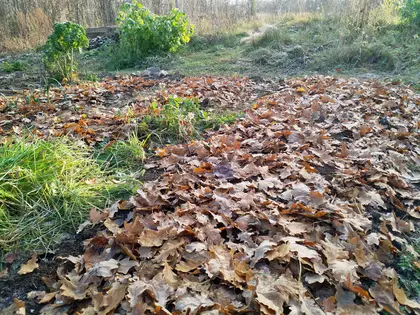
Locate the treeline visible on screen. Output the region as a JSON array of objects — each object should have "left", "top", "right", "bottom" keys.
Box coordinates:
[
  {"left": 0, "top": 0, "right": 123, "bottom": 50},
  {"left": 0, "top": 0, "right": 249, "bottom": 50},
  {"left": 0, "top": 0, "right": 414, "bottom": 52}
]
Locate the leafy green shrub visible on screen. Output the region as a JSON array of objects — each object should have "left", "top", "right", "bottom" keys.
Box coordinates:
[
  {"left": 43, "top": 22, "right": 89, "bottom": 82},
  {"left": 400, "top": 0, "right": 420, "bottom": 26},
  {"left": 140, "top": 97, "right": 239, "bottom": 143},
  {"left": 0, "top": 137, "right": 128, "bottom": 250},
  {"left": 117, "top": 1, "right": 194, "bottom": 62},
  {"left": 1, "top": 61, "right": 26, "bottom": 73}
]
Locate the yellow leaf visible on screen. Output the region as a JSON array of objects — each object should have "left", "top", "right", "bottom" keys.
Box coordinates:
[
  {"left": 156, "top": 148, "right": 168, "bottom": 158},
  {"left": 18, "top": 254, "right": 39, "bottom": 275},
  {"left": 393, "top": 276, "right": 420, "bottom": 309}
]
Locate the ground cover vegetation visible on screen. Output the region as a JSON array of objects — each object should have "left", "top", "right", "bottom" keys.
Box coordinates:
[{"left": 0, "top": 0, "right": 419, "bottom": 314}]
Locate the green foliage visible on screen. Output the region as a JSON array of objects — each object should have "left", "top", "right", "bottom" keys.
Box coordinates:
[
  {"left": 85, "top": 73, "right": 100, "bottom": 82},
  {"left": 141, "top": 97, "right": 239, "bottom": 143},
  {"left": 116, "top": 1, "right": 194, "bottom": 65},
  {"left": 241, "top": 15, "right": 420, "bottom": 75},
  {"left": 0, "top": 137, "right": 129, "bottom": 251},
  {"left": 400, "top": 0, "right": 420, "bottom": 26},
  {"left": 396, "top": 244, "right": 420, "bottom": 299},
  {"left": 188, "top": 33, "right": 245, "bottom": 51},
  {"left": 1, "top": 61, "right": 26, "bottom": 73},
  {"left": 43, "top": 22, "right": 89, "bottom": 82}
]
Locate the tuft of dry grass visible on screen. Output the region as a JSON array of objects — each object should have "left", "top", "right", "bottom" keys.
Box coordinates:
[{"left": 0, "top": 8, "right": 52, "bottom": 52}]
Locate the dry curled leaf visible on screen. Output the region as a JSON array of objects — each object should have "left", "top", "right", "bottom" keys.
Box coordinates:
[{"left": 18, "top": 254, "right": 39, "bottom": 275}]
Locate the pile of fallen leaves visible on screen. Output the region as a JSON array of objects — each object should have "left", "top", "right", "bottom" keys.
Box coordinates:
[
  {"left": 3, "top": 76, "right": 420, "bottom": 314},
  {"left": 0, "top": 76, "right": 270, "bottom": 145}
]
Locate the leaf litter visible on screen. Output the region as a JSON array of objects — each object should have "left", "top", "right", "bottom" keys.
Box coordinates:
[
  {"left": 1, "top": 75, "right": 420, "bottom": 314},
  {"left": 0, "top": 75, "right": 268, "bottom": 144}
]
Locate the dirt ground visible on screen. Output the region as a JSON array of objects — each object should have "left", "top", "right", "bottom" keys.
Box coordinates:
[{"left": 0, "top": 227, "right": 99, "bottom": 313}]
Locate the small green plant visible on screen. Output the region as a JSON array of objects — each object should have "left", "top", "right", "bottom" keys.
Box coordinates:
[
  {"left": 117, "top": 1, "right": 194, "bottom": 64},
  {"left": 396, "top": 243, "right": 420, "bottom": 299},
  {"left": 1, "top": 61, "right": 26, "bottom": 73},
  {"left": 43, "top": 22, "right": 89, "bottom": 82},
  {"left": 400, "top": 0, "right": 420, "bottom": 26},
  {"left": 141, "top": 97, "right": 240, "bottom": 143},
  {"left": 85, "top": 73, "right": 100, "bottom": 82},
  {"left": 143, "top": 97, "right": 203, "bottom": 141}
]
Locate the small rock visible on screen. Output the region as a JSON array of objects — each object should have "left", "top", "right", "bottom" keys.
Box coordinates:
[
  {"left": 147, "top": 67, "right": 161, "bottom": 75},
  {"left": 14, "top": 72, "right": 25, "bottom": 79},
  {"left": 379, "top": 116, "right": 390, "bottom": 126}
]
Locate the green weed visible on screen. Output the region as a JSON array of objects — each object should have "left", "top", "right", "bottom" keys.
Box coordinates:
[
  {"left": 396, "top": 243, "right": 420, "bottom": 299},
  {"left": 1, "top": 61, "right": 26, "bottom": 73},
  {"left": 114, "top": 1, "right": 194, "bottom": 69},
  {"left": 85, "top": 73, "right": 100, "bottom": 82},
  {"left": 400, "top": 0, "right": 420, "bottom": 27},
  {"left": 140, "top": 97, "right": 240, "bottom": 144}
]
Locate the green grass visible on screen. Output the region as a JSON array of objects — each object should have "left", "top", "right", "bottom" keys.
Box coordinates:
[
  {"left": 0, "top": 137, "right": 138, "bottom": 252},
  {"left": 138, "top": 97, "right": 241, "bottom": 145},
  {"left": 242, "top": 16, "right": 420, "bottom": 77},
  {"left": 1, "top": 12, "right": 406, "bottom": 84},
  {"left": 95, "top": 132, "right": 147, "bottom": 177},
  {"left": 2, "top": 11, "right": 419, "bottom": 85}
]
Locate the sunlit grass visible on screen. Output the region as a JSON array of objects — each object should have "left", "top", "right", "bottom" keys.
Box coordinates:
[{"left": 0, "top": 137, "right": 138, "bottom": 252}]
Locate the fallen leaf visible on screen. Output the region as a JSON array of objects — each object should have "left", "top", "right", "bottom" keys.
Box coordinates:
[{"left": 18, "top": 254, "right": 39, "bottom": 275}]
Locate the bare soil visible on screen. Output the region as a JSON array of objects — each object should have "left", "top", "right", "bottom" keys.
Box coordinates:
[{"left": 0, "top": 226, "right": 100, "bottom": 313}]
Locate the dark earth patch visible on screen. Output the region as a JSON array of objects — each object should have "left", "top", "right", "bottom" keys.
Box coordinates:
[{"left": 0, "top": 226, "right": 100, "bottom": 313}]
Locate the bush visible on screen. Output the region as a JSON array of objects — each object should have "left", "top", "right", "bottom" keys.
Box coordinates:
[
  {"left": 43, "top": 22, "right": 89, "bottom": 82},
  {"left": 117, "top": 1, "right": 194, "bottom": 62},
  {"left": 400, "top": 0, "right": 420, "bottom": 26},
  {"left": 0, "top": 137, "right": 128, "bottom": 250}
]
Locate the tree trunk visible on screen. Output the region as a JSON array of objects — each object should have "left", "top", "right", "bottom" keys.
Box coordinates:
[
  {"left": 152, "top": 0, "right": 162, "bottom": 14},
  {"left": 250, "top": 0, "right": 257, "bottom": 17}
]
